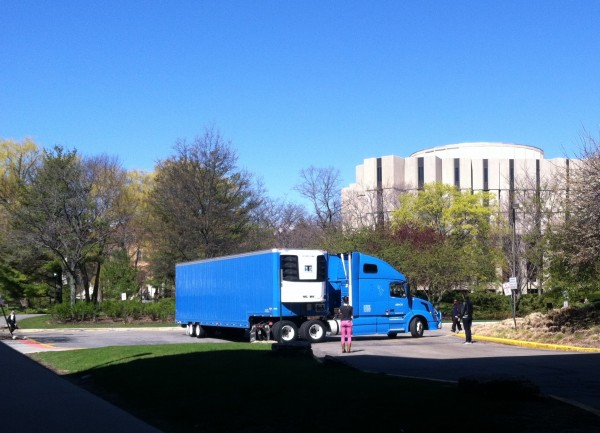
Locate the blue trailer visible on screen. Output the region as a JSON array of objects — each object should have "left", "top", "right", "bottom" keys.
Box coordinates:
[{"left": 176, "top": 249, "right": 442, "bottom": 342}]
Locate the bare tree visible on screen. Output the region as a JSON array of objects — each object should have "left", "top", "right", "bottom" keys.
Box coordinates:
[
  {"left": 342, "top": 186, "right": 403, "bottom": 230},
  {"left": 509, "top": 161, "right": 568, "bottom": 295},
  {"left": 255, "top": 198, "right": 321, "bottom": 248},
  {"left": 564, "top": 133, "right": 600, "bottom": 265},
  {"left": 294, "top": 166, "right": 342, "bottom": 230},
  {"left": 545, "top": 131, "right": 600, "bottom": 297}
]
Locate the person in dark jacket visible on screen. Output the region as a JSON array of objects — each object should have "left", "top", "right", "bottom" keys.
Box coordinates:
[
  {"left": 451, "top": 299, "right": 462, "bottom": 333},
  {"left": 460, "top": 295, "right": 474, "bottom": 344},
  {"left": 6, "top": 310, "right": 17, "bottom": 333},
  {"left": 339, "top": 296, "right": 353, "bottom": 353}
]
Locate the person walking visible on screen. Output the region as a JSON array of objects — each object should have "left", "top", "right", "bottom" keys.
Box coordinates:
[
  {"left": 460, "top": 295, "right": 474, "bottom": 344},
  {"left": 451, "top": 299, "right": 462, "bottom": 333},
  {"left": 339, "top": 296, "right": 353, "bottom": 353},
  {"left": 6, "top": 310, "right": 17, "bottom": 333}
]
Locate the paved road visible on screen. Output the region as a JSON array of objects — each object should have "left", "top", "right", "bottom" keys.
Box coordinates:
[
  {"left": 4, "top": 326, "right": 202, "bottom": 353},
  {"left": 4, "top": 322, "right": 600, "bottom": 416},
  {"left": 312, "top": 332, "right": 600, "bottom": 415}
]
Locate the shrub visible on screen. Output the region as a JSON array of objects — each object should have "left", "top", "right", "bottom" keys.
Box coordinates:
[
  {"left": 50, "top": 303, "right": 74, "bottom": 322},
  {"left": 144, "top": 298, "right": 175, "bottom": 321},
  {"left": 121, "top": 300, "right": 143, "bottom": 322},
  {"left": 470, "top": 291, "right": 512, "bottom": 320},
  {"left": 518, "top": 293, "right": 557, "bottom": 315},
  {"left": 48, "top": 298, "right": 176, "bottom": 324},
  {"left": 102, "top": 300, "right": 125, "bottom": 321},
  {"left": 50, "top": 301, "right": 100, "bottom": 322},
  {"left": 72, "top": 302, "right": 100, "bottom": 321}
]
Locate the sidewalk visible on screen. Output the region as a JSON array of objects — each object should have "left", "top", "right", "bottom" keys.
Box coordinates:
[{"left": 0, "top": 342, "right": 164, "bottom": 433}]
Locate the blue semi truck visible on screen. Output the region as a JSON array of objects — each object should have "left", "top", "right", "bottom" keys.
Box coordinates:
[{"left": 176, "top": 249, "right": 442, "bottom": 343}]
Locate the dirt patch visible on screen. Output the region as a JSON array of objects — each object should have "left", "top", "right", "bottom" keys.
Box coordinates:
[{"left": 474, "top": 303, "right": 600, "bottom": 348}]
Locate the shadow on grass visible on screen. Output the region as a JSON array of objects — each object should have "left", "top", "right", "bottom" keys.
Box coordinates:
[{"left": 64, "top": 346, "right": 600, "bottom": 433}]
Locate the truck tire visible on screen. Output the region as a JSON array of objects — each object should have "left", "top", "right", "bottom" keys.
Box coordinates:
[
  {"left": 410, "top": 317, "right": 424, "bottom": 338},
  {"left": 300, "top": 320, "right": 327, "bottom": 343},
  {"left": 194, "top": 323, "right": 206, "bottom": 338},
  {"left": 272, "top": 320, "right": 298, "bottom": 342}
]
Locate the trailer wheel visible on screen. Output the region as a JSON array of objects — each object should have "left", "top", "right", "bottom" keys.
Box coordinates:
[
  {"left": 194, "top": 323, "right": 206, "bottom": 338},
  {"left": 186, "top": 323, "right": 195, "bottom": 337},
  {"left": 410, "top": 317, "right": 424, "bottom": 338},
  {"left": 300, "top": 320, "right": 326, "bottom": 343},
  {"left": 272, "top": 320, "right": 298, "bottom": 342}
]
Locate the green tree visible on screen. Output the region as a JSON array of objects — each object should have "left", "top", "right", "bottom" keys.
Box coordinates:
[
  {"left": 13, "top": 147, "right": 93, "bottom": 304},
  {"left": 389, "top": 183, "right": 501, "bottom": 303},
  {"left": 82, "top": 154, "right": 135, "bottom": 303},
  {"left": 8, "top": 147, "right": 132, "bottom": 304},
  {"left": 0, "top": 138, "right": 52, "bottom": 306},
  {"left": 147, "top": 128, "right": 263, "bottom": 283},
  {"left": 100, "top": 249, "right": 138, "bottom": 300},
  {"left": 118, "top": 169, "right": 155, "bottom": 297}
]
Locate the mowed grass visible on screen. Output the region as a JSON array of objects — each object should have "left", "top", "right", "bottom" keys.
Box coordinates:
[
  {"left": 31, "top": 343, "right": 600, "bottom": 433},
  {"left": 18, "top": 315, "right": 175, "bottom": 329}
]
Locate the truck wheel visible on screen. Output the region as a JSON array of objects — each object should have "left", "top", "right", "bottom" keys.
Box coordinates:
[
  {"left": 410, "top": 317, "right": 424, "bottom": 338},
  {"left": 387, "top": 332, "right": 398, "bottom": 339},
  {"left": 273, "top": 320, "right": 298, "bottom": 342},
  {"left": 300, "top": 320, "right": 326, "bottom": 343},
  {"left": 271, "top": 321, "right": 282, "bottom": 341},
  {"left": 194, "top": 323, "right": 206, "bottom": 338}
]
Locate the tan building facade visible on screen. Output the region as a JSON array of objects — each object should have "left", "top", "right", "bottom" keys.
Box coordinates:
[{"left": 342, "top": 142, "right": 570, "bottom": 229}]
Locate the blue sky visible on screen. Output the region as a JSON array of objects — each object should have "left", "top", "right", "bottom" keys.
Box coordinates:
[{"left": 2, "top": 1, "right": 599, "bottom": 205}]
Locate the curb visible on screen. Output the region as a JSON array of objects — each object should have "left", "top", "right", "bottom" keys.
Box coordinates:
[
  {"left": 15, "top": 326, "right": 182, "bottom": 333},
  {"left": 452, "top": 333, "right": 600, "bottom": 353}
]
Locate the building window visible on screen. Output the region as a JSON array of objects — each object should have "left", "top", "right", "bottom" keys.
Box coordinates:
[
  {"left": 483, "top": 159, "right": 488, "bottom": 191},
  {"left": 536, "top": 159, "right": 540, "bottom": 195},
  {"left": 509, "top": 159, "right": 515, "bottom": 191},
  {"left": 418, "top": 157, "right": 424, "bottom": 189},
  {"left": 376, "top": 158, "right": 384, "bottom": 227},
  {"left": 454, "top": 158, "right": 460, "bottom": 188},
  {"left": 509, "top": 159, "right": 515, "bottom": 211}
]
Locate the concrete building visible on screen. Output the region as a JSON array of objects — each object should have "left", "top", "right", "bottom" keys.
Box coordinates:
[
  {"left": 342, "top": 142, "right": 570, "bottom": 229},
  {"left": 342, "top": 142, "right": 574, "bottom": 294}
]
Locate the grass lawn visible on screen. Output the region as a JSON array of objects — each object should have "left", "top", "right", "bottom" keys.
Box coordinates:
[
  {"left": 17, "top": 315, "right": 176, "bottom": 329},
  {"left": 32, "top": 343, "right": 600, "bottom": 433}
]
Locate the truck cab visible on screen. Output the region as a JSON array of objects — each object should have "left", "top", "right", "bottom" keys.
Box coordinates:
[{"left": 327, "top": 252, "right": 442, "bottom": 338}]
